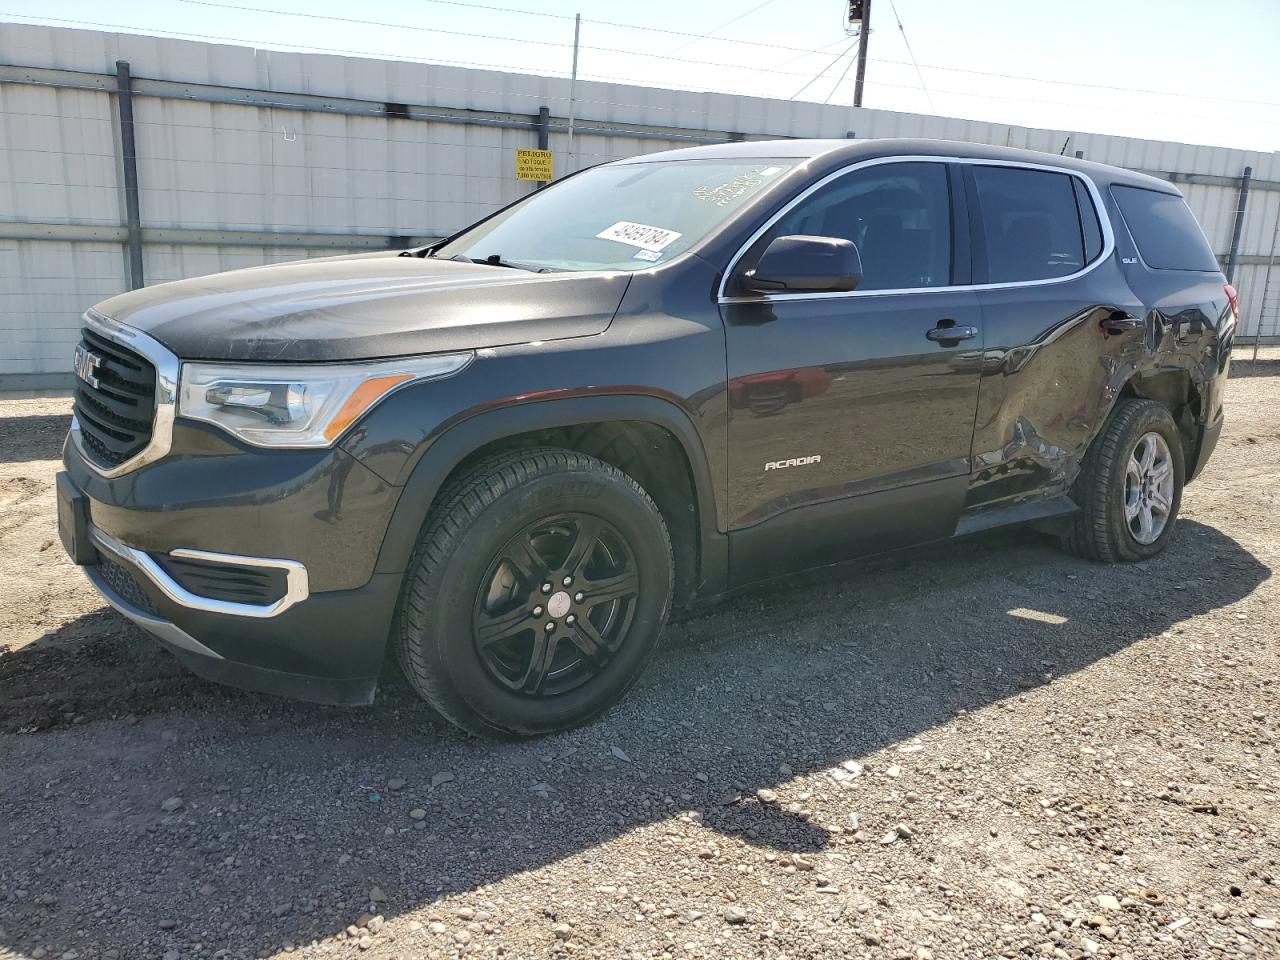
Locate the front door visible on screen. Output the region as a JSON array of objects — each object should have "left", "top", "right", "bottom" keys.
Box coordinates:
[{"left": 720, "top": 160, "right": 983, "bottom": 583}]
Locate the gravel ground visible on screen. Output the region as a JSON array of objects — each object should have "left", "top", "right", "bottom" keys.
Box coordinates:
[{"left": 1, "top": 358, "right": 1278, "bottom": 960}]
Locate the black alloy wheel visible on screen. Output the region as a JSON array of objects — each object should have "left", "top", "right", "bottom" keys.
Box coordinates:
[
  {"left": 473, "top": 513, "right": 640, "bottom": 697},
  {"left": 397, "top": 447, "right": 673, "bottom": 738}
]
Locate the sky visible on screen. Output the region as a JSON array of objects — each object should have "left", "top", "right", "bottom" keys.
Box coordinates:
[{"left": 4, "top": 0, "right": 1279, "bottom": 152}]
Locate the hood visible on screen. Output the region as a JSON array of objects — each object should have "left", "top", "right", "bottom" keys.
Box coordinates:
[{"left": 92, "top": 253, "right": 631, "bottom": 362}]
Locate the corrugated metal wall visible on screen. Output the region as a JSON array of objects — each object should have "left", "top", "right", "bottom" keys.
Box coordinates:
[{"left": 2, "top": 22, "right": 1278, "bottom": 384}]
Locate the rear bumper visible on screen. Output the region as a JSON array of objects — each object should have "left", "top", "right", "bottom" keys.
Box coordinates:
[{"left": 1188, "top": 413, "right": 1224, "bottom": 482}]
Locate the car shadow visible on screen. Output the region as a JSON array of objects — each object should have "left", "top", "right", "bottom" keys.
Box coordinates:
[{"left": 0, "top": 516, "right": 1268, "bottom": 958}]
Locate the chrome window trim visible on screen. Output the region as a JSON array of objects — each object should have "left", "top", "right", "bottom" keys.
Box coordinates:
[
  {"left": 88, "top": 526, "right": 310, "bottom": 619},
  {"left": 70, "top": 311, "right": 180, "bottom": 478},
  {"left": 716, "top": 154, "right": 1117, "bottom": 305}
]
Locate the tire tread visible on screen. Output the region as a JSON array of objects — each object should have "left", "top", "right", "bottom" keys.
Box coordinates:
[
  {"left": 1064, "top": 398, "right": 1181, "bottom": 563},
  {"left": 395, "top": 446, "right": 671, "bottom": 737}
]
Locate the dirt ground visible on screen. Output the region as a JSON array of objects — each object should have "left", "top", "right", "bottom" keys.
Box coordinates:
[{"left": 1, "top": 359, "right": 1278, "bottom": 960}]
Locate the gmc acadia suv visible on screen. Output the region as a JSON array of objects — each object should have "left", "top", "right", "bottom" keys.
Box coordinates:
[{"left": 57, "top": 139, "right": 1236, "bottom": 737}]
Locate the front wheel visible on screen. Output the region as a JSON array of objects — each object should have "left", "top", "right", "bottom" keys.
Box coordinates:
[
  {"left": 396, "top": 448, "right": 673, "bottom": 738},
  {"left": 1063, "top": 398, "right": 1185, "bottom": 563}
]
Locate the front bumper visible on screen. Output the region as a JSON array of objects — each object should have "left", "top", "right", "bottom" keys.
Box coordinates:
[{"left": 58, "top": 460, "right": 404, "bottom": 706}]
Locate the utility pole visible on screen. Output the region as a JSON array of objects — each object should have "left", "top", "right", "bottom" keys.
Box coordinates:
[
  {"left": 849, "top": 0, "right": 871, "bottom": 108},
  {"left": 566, "top": 13, "right": 581, "bottom": 172}
]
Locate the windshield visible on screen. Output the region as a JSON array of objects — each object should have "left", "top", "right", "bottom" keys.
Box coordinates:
[{"left": 432, "top": 159, "right": 798, "bottom": 272}]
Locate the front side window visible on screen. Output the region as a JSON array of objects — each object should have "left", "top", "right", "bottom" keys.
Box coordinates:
[
  {"left": 758, "top": 161, "right": 952, "bottom": 291},
  {"left": 433, "top": 160, "right": 797, "bottom": 272}
]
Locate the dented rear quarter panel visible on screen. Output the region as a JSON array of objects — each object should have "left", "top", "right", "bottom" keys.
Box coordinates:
[{"left": 967, "top": 182, "right": 1231, "bottom": 513}]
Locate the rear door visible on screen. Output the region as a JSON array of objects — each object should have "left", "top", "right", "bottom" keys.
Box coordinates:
[
  {"left": 721, "top": 159, "right": 984, "bottom": 583},
  {"left": 965, "top": 163, "right": 1144, "bottom": 511}
]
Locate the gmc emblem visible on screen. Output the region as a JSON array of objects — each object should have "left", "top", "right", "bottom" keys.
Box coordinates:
[{"left": 73, "top": 344, "right": 102, "bottom": 389}]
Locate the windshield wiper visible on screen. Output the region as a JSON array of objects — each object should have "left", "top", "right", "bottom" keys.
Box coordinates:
[
  {"left": 442, "top": 252, "right": 549, "bottom": 272},
  {"left": 481, "top": 253, "right": 546, "bottom": 271}
]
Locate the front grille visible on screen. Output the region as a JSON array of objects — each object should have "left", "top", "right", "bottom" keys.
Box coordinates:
[
  {"left": 95, "top": 553, "right": 161, "bottom": 617},
  {"left": 73, "top": 326, "right": 156, "bottom": 469},
  {"left": 154, "top": 554, "right": 289, "bottom": 606}
]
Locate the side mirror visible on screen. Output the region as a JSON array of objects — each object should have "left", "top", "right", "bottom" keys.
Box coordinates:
[{"left": 743, "top": 235, "right": 863, "bottom": 294}]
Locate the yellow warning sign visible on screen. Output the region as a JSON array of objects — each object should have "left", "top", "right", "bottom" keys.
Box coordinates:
[{"left": 515, "top": 148, "right": 554, "bottom": 181}]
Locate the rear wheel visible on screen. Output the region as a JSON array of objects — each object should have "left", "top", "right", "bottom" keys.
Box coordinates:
[
  {"left": 396, "top": 448, "right": 673, "bottom": 738},
  {"left": 1063, "top": 398, "right": 1185, "bottom": 562}
]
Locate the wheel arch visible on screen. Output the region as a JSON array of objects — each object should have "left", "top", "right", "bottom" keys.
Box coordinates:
[
  {"left": 373, "top": 395, "right": 728, "bottom": 607},
  {"left": 1115, "top": 366, "right": 1205, "bottom": 477}
]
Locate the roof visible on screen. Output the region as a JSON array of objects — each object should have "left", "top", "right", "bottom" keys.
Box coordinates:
[{"left": 619, "top": 138, "right": 1175, "bottom": 192}]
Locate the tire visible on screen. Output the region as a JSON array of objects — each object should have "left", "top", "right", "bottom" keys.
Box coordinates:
[
  {"left": 1063, "top": 398, "right": 1185, "bottom": 563},
  {"left": 396, "top": 447, "right": 673, "bottom": 738}
]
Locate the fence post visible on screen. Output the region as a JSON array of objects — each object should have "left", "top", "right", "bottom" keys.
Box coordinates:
[
  {"left": 1225, "top": 164, "right": 1252, "bottom": 285},
  {"left": 114, "top": 60, "right": 145, "bottom": 290},
  {"left": 536, "top": 106, "right": 550, "bottom": 151},
  {"left": 1251, "top": 206, "right": 1280, "bottom": 362},
  {"left": 535, "top": 105, "right": 550, "bottom": 189}
]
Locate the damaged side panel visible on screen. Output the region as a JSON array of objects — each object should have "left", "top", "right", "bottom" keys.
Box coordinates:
[
  {"left": 967, "top": 265, "right": 1146, "bottom": 511},
  {"left": 965, "top": 235, "right": 1231, "bottom": 516},
  {"left": 1119, "top": 270, "right": 1234, "bottom": 481}
]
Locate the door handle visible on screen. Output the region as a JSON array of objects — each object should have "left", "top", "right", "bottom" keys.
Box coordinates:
[
  {"left": 1100, "top": 313, "right": 1143, "bottom": 337},
  {"left": 926, "top": 322, "right": 978, "bottom": 343}
]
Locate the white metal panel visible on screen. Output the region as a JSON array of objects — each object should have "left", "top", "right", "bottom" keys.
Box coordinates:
[
  {"left": 143, "top": 244, "right": 362, "bottom": 286},
  {"left": 2, "top": 21, "right": 1279, "bottom": 379},
  {"left": 0, "top": 239, "right": 123, "bottom": 375},
  {"left": 0, "top": 83, "right": 119, "bottom": 225}
]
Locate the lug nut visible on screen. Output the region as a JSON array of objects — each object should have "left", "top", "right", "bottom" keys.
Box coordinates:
[
  {"left": 541, "top": 583, "right": 552, "bottom": 594},
  {"left": 533, "top": 606, "right": 543, "bottom": 616},
  {"left": 566, "top": 614, "right": 576, "bottom": 625},
  {"left": 545, "top": 622, "right": 555, "bottom": 632},
  {"left": 574, "top": 592, "right": 584, "bottom": 602},
  {"left": 562, "top": 576, "right": 573, "bottom": 586}
]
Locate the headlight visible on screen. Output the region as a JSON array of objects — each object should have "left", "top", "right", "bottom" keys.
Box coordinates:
[{"left": 178, "top": 352, "right": 474, "bottom": 447}]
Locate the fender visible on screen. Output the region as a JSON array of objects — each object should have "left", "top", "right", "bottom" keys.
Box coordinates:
[
  {"left": 370, "top": 393, "right": 730, "bottom": 599},
  {"left": 1069, "top": 306, "right": 1224, "bottom": 491}
]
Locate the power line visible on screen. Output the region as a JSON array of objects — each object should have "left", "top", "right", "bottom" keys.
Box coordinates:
[
  {"left": 790, "top": 40, "right": 859, "bottom": 101},
  {"left": 663, "top": 0, "right": 778, "bottom": 56},
  {"left": 0, "top": 11, "right": 852, "bottom": 93},
  {"left": 174, "top": 0, "right": 863, "bottom": 84},
  {"left": 823, "top": 40, "right": 861, "bottom": 105},
  {"left": 5, "top": 10, "right": 1278, "bottom": 128},
  {"left": 179, "top": 0, "right": 823, "bottom": 58},
  {"left": 174, "top": 0, "right": 1280, "bottom": 109},
  {"left": 769, "top": 35, "right": 854, "bottom": 72},
  {"left": 887, "top": 0, "right": 934, "bottom": 113}
]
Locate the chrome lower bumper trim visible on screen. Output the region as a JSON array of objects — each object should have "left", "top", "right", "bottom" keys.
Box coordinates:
[
  {"left": 84, "top": 563, "right": 224, "bottom": 660},
  {"left": 88, "top": 526, "right": 309, "bottom": 619}
]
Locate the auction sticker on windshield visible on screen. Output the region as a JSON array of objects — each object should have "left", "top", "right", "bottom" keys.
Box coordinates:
[{"left": 596, "top": 221, "right": 683, "bottom": 253}]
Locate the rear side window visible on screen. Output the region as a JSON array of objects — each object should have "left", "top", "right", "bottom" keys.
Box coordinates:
[
  {"left": 763, "top": 161, "right": 951, "bottom": 290},
  {"left": 1111, "top": 185, "right": 1219, "bottom": 272},
  {"left": 972, "top": 166, "right": 1090, "bottom": 283}
]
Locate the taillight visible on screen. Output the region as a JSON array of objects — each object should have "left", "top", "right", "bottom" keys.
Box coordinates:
[{"left": 1224, "top": 283, "right": 1240, "bottom": 321}]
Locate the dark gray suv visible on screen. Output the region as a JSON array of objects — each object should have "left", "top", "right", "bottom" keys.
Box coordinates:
[{"left": 57, "top": 138, "right": 1235, "bottom": 737}]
